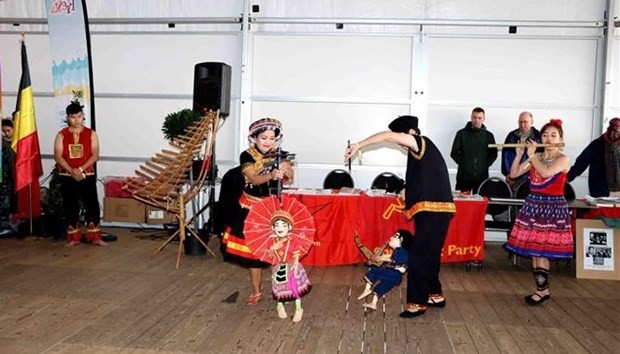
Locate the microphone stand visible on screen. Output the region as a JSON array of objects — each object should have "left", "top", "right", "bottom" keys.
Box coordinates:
[
  {"left": 347, "top": 140, "right": 352, "bottom": 174},
  {"left": 276, "top": 146, "right": 282, "bottom": 201}
]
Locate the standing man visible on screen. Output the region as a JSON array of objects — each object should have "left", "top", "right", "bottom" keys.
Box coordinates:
[
  {"left": 54, "top": 102, "right": 106, "bottom": 247},
  {"left": 345, "top": 115, "right": 455, "bottom": 318},
  {"left": 501, "top": 111, "right": 541, "bottom": 189},
  {"left": 567, "top": 118, "right": 620, "bottom": 197},
  {"left": 450, "top": 107, "right": 498, "bottom": 193}
]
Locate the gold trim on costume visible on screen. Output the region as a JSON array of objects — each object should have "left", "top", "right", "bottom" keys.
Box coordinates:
[
  {"left": 58, "top": 171, "right": 95, "bottom": 177},
  {"left": 68, "top": 127, "right": 85, "bottom": 159},
  {"left": 410, "top": 137, "right": 426, "bottom": 160},
  {"left": 239, "top": 192, "right": 262, "bottom": 209},
  {"left": 68, "top": 143, "right": 84, "bottom": 159},
  {"left": 66, "top": 226, "right": 80, "bottom": 234},
  {"left": 225, "top": 240, "right": 252, "bottom": 253},
  {"left": 403, "top": 201, "right": 456, "bottom": 220},
  {"left": 247, "top": 146, "right": 266, "bottom": 171}
]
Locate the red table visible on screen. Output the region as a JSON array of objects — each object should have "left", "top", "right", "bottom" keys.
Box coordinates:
[
  {"left": 286, "top": 193, "right": 488, "bottom": 266},
  {"left": 582, "top": 206, "right": 620, "bottom": 219}
]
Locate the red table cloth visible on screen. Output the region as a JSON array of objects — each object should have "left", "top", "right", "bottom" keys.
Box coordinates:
[{"left": 286, "top": 193, "right": 488, "bottom": 266}]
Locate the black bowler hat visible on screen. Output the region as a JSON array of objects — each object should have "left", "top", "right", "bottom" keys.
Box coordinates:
[{"left": 388, "top": 115, "right": 420, "bottom": 135}]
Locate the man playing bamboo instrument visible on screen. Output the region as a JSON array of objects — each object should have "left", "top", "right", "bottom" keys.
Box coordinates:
[
  {"left": 502, "top": 112, "right": 541, "bottom": 190},
  {"left": 568, "top": 117, "right": 620, "bottom": 197}
]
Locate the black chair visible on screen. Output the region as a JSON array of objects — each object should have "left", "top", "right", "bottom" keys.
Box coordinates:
[
  {"left": 477, "top": 177, "right": 513, "bottom": 231},
  {"left": 478, "top": 177, "right": 519, "bottom": 266},
  {"left": 370, "top": 172, "right": 405, "bottom": 193},
  {"left": 515, "top": 179, "right": 529, "bottom": 199},
  {"left": 323, "top": 169, "right": 354, "bottom": 189}
]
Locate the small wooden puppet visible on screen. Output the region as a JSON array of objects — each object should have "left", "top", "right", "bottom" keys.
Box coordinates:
[{"left": 357, "top": 229, "right": 412, "bottom": 310}]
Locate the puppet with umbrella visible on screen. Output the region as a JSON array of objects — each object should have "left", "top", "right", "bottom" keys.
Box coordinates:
[{"left": 244, "top": 195, "right": 315, "bottom": 322}]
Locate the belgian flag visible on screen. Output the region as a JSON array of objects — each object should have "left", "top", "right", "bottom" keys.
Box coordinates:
[{"left": 13, "top": 38, "right": 42, "bottom": 219}]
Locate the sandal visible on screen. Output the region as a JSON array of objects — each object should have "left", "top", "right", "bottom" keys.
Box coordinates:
[
  {"left": 524, "top": 293, "right": 550, "bottom": 306},
  {"left": 399, "top": 303, "right": 427, "bottom": 318},
  {"left": 427, "top": 294, "right": 446, "bottom": 308},
  {"left": 246, "top": 293, "right": 262, "bottom": 305}
]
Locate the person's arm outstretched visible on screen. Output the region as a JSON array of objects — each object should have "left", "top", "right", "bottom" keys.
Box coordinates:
[
  {"left": 345, "top": 131, "right": 419, "bottom": 160},
  {"left": 567, "top": 142, "right": 594, "bottom": 182}
]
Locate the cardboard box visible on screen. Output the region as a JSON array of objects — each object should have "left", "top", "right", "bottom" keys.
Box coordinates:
[
  {"left": 103, "top": 197, "right": 146, "bottom": 223},
  {"left": 146, "top": 205, "right": 176, "bottom": 225}
]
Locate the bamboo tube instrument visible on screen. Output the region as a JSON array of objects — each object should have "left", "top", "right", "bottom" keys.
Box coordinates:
[{"left": 488, "top": 143, "right": 565, "bottom": 150}]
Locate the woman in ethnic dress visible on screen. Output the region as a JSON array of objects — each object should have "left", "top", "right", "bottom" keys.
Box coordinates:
[
  {"left": 221, "top": 118, "right": 294, "bottom": 305},
  {"left": 505, "top": 119, "right": 572, "bottom": 305}
]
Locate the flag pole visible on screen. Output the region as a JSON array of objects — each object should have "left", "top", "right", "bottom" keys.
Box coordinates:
[{"left": 28, "top": 184, "right": 33, "bottom": 234}]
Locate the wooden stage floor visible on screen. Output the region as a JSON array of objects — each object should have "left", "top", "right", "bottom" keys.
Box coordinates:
[{"left": 0, "top": 227, "right": 618, "bottom": 354}]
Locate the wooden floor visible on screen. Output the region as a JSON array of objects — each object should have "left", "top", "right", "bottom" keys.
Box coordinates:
[{"left": 0, "top": 228, "right": 618, "bottom": 354}]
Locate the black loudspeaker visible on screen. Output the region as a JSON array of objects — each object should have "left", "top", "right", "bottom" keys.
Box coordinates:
[{"left": 193, "top": 62, "right": 232, "bottom": 117}]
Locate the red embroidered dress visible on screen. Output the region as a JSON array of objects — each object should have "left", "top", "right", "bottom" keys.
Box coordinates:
[{"left": 506, "top": 168, "right": 573, "bottom": 259}]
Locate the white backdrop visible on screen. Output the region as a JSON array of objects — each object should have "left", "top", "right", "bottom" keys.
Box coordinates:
[{"left": 1, "top": 0, "right": 618, "bottom": 218}]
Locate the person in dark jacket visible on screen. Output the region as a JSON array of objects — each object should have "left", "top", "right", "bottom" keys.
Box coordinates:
[
  {"left": 567, "top": 118, "right": 620, "bottom": 197},
  {"left": 450, "top": 107, "right": 498, "bottom": 193},
  {"left": 501, "top": 111, "right": 541, "bottom": 190}
]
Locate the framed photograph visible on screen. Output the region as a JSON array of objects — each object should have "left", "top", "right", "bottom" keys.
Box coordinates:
[{"left": 576, "top": 219, "right": 620, "bottom": 280}]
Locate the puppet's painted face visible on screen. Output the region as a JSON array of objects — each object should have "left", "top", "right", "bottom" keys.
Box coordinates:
[
  {"left": 272, "top": 219, "right": 292, "bottom": 238},
  {"left": 388, "top": 233, "right": 403, "bottom": 249}
]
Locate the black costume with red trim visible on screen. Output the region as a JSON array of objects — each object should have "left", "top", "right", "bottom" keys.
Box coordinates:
[
  {"left": 403, "top": 135, "right": 455, "bottom": 306},
  {"left": 221, "top": 146, "right": 282, "bottom": 268}
]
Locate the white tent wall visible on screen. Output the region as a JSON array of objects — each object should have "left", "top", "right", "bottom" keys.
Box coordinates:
[{"left": 0, "top": 0, "right": 618, "bottom": 230}]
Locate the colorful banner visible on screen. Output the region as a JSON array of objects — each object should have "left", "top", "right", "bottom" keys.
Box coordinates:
[{"left": 45, "top": 0, "right": 95, "bottom": 128}]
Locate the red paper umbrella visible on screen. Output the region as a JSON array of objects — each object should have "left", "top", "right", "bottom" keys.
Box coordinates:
[{"left": 244, "top": 195, "right": 316, "bottom": 264}]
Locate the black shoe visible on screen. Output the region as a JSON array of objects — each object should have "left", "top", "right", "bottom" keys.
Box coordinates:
[
  {"left": 524, "top": 293, "right": 550, "bottom": 305},
  {"left": 399, "top": 304, "right": 427, "bottom": 318}
]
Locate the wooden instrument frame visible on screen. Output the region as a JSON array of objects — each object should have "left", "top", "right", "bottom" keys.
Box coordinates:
[{"left": 124, "top": 110, "right": 221, "bottom": 268}]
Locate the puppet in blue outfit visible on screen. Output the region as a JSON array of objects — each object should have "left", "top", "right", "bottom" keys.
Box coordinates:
[{"left": 357, "top": 229, "right": 412, "bottom": 310}]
